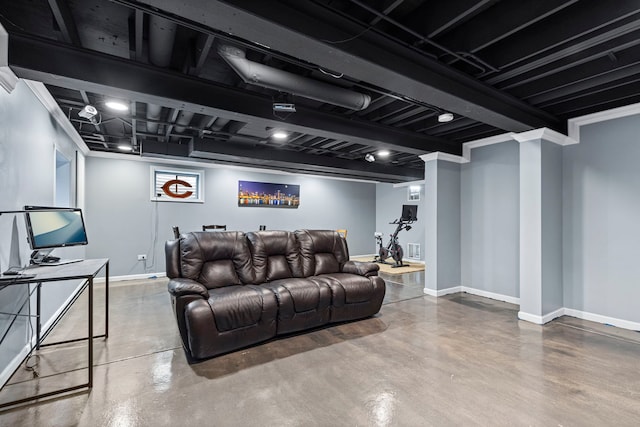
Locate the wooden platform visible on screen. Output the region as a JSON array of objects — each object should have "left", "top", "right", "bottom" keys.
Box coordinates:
[{"left": 350, "top": 256, "right": 425, "bottom": 274}]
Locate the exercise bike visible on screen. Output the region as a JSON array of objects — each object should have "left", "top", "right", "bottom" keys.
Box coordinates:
[{"left": 374, "top": 205, "right": 417, "bottom": 268}]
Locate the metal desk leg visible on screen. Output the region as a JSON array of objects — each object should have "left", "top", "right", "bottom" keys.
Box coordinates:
[
  {"left": 88, "top": 277, "right": 93, "bottom": 389},
  {"left": 36, "top": 283, "right": 41, "bottom": 350},
  {"left": 105, "top": 261, "right": 109, "bottom": 338}
]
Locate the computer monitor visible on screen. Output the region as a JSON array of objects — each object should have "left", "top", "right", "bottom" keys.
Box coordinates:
[
  {"left": 24, "top": 207, "right": 88, "bottom": 250},
  {"left": 400, "top": 204, "right": 418, "bottom": 222}
]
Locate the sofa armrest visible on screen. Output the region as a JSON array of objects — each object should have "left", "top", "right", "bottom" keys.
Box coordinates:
[
  {"left": 342, "top": 260, "right": 379, "bottom": 277},
  {"left": 168, "top": 278, "right": 210, "bottom": 299}
]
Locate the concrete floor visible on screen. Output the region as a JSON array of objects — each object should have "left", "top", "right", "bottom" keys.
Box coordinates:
[{"left": 1, "top": 271, "right": 639, "bottom": 426}]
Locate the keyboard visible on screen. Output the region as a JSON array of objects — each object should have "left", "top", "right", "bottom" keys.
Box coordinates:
[
  {"left": 3, "top": 266, "right": 24, "bottom": 275},
  {"left": 0, "top": 273, "right": 36, "bottom": 283}
]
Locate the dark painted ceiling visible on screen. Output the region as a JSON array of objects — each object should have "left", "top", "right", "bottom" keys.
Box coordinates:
[{"left": 2, "top": 0, "right": 639, "bottom": 182}]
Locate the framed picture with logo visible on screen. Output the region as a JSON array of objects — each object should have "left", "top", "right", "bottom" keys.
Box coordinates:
[{"left": 151, "top": 166, "right": 204, "bottom": 203}]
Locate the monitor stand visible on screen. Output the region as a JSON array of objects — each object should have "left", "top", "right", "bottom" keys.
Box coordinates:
[
  {"left": 30, "top": 250, "right": 83, "bottom": 266},
  {"left": 30, "top": 249, "right": 55, "bottom": 265}
]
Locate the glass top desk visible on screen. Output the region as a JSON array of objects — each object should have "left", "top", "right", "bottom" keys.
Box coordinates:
[{"left": 0, "top": 258, "right": 109, "bottom": 409}]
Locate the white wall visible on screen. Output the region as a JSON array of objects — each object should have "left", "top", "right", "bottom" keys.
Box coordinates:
[
  {"left": 563, "top": 114, "right": 640, "bottom": 323},
  {"left": 0, "top": 81, "right": 86, "bottom": 385},
  {"left": 85, "top": 156, "right": 377, "bottom": 276},
  {"left": 461, "top": 141, "right": 520, "bottom": 298}
]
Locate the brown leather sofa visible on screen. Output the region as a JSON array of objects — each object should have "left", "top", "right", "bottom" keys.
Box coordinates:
[{"left": 165, "top": 229, "right": 385, "bottom": 360}]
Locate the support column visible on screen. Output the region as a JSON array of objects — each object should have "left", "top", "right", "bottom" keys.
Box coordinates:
[
  {"left": 1, "top": 23, "right": 19, "bottom": 93},
  {"left": 420, "top": 153, "right": 463, "bottom": 296},
  {"left": 515, "top": 129, "right": 570, "bottom": 323}
]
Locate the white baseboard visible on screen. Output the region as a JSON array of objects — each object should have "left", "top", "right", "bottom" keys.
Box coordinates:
[
  {"left": 460, "top": 286, "right": 520, "bottom": 305},
  {"left": 518, "top": 307, "right": 565, "bottom": 325},
  {"left": 518, "top": 307, "right": 640, "bottom": 331},
  {"left": 95, "top": 272, "right": 167, "bottom": 283},
  {"left": 0, "top": 341, "right": 32, "bottom": 389},
  {"left": 423, "top": 285, "right": 518, "bottom": 304},
  {"left": 423, "top": 286, "right": 462, "bottom": 297},
  {"left": 564, "top": 308, "right": 640, "bottom": 332},
  {"left": 420, "top": 285, "right": 639, "bottom": 333}
]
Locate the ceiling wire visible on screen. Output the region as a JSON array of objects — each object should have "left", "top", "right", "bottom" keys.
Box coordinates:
[
  {"left": 315, "top": 0, "right": 493, "bottom": 75},
  {"left": 318, "top": 68, "right": 344, "bottom": 78},
  {"left": 321, "top": 25, "right": 374, "bottom": 45}
]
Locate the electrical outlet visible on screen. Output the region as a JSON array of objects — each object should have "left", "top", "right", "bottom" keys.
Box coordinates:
[{"left": 137, "top": 254, "right": 147, "bottom": 261}]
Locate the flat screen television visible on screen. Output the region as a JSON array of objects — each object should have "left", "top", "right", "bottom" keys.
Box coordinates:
[
  {"left": 400, "top": 204, "right": 418, "bottom": 222},
  {"left": 24, "top": 207, "right": 88, "bottom": 250}
]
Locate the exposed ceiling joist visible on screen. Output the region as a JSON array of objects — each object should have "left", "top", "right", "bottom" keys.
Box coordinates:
[
  {"left": 141, "top": 139, "right": 423, "bottom": 182},
  {"left": 8, "top": 32, "right": 455, "bottom": 156},
  {"left": 188, "top": 138, "right": 422, "bottom": 182},
  {"left": 123, "top": 0, "right": 561, "bottom": 132},
  {"left": 47, "top": 0, "right": 81, "bottom": 46},
  {"left": 481, "top": 1, "right": 640, "bottom": 71},
  {"left": 442, "top": 0, "right": 580, "bottom": 55}
]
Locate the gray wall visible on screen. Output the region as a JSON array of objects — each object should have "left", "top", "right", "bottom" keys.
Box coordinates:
[
  {"left": 437, "top": 161, "right": 461, "bottom": 286},
  {"left": 375, "top": 183, "right": 424, "bottom": 260},
  {"left": 0, "top": 81, "right": 85, "bottom": 383},
  {"left": 424, "top": 159, "right": 461, "bottom": 291},
  {"left": 461, "top": 141, "right": 520, "bottom": 297},
  {"left": 85, "top": 157, "right": 376, "bottom": 276},
  {"left": 424, "top": 160, "right": 438, "bottom": 290},
  {"left": 563, "top": 114, "right": 640, "bottom": 323},
  {"left": 541, "top": 142, "right": 563, "bottom": 314}
]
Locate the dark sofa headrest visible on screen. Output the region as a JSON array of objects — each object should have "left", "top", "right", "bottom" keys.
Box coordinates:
[
  {"left": 246, "top": 230, "right": 303, "bottom": 282},
  {"left": 180, "top": 231, "right": 255, "bottom": 288},
  {"left": 294, "top": 229, "right": 350, "bottom": 276}
]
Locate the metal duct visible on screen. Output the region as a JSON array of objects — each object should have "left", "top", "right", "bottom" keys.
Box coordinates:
[
  {"left": 146, "top": 103, "right": 162, "bottom": 133},
  {"left": 172, "top": 110, "right": 194, "bottom": 140},
  {"left": 149, "top": 15, "right": 177, "bottom": 67},
  {"left": 217, "top": 43, "right": 371, "bottom": 111},
  {"left": 147, "top": 16, "right": 176, "bottom": 133}
]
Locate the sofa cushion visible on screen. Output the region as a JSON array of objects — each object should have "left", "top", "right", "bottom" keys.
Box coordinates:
[
  {"left": 314, "top": 274, "right": 386, "bottom": 323},
  {"left": 314, "top": 253, "right": 340, "bottom": 275},
  {"left": 295, "top": 229, "right": 349, "bottom": 276},
  {"left": 209, "top": 285, "right": 273, "bottom": 332},
  {"left": 263, "top": 277, "right": 331, "bottom": 334},
  {"left": 247, "top": 230, "right": 303, "bottom": 282},
  {"left": 180, "top": 231, "right": 255, "bottom": 288},
  {"left": 318, "top": 273, "right": 377, "bottom": 303},
  {"left": 184, "top": 286, "right": 277, "bottom": 359}
]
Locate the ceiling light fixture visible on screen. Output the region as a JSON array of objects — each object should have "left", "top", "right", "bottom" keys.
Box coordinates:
[
  {"left": 117, "top": 144, "right": 133, "bottom": 151},
  {"left": 438, "top": 112, "right": 454, "bottom": 122},
  {"left": 272, "top": 131, "right": 288, "bottom": 140},
  {"left": 364, "top": 153, "right": 375, "bottom": 162},
  {"left": 78, "top": 104, "right": 99, "bottom": 124},
  {"left": 105, "top": 100, "right": 129, "bottom": 111},
  {"left": 78, "top": 105, "right": 97, "bottom": 120},
  {"left": 377, "top": 150, "right": 390, "bottom": 157}
]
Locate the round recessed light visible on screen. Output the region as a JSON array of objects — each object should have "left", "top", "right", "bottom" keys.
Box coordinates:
[
  {"left": 438, "top": 112, "right": 454, "bottom": 122},
  {"left": 272, "top": 131, "right": 288, "bottom": 140},
  {"left": 117, "top": 144, "right": 133, "bottom": 151},
  {"left": 105, "top": 101, "right": 129, "bottom": 111},
  {"left": 377, "top": 150, "right": 390, "bottom": 157}
]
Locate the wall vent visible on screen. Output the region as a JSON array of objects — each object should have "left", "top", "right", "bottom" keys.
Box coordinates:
[{"left": 407, "top": 243, "right": 421, "bottom": 259}]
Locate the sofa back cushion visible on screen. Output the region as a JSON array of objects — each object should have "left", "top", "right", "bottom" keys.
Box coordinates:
[
  {"left": 165, "top": 238, "right": 181, "bottom": 279},
  {"left": 246, "top": 230, "right": 303, "bottom": 282},
  {"left": 179, "top": 231, "right": 255, "bottom": 288},
  {"left": 295, "top": 229, "right": 350, "bottom": 276}
]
